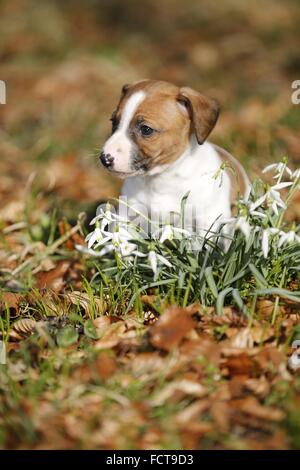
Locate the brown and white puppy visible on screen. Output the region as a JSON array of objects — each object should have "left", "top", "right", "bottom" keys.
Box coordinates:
[{"left": 100, "top": 80, "right": 249, "bottom": 237}]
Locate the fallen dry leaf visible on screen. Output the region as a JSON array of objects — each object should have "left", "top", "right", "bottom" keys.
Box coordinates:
[
  {"left": 94, "top": 321, "right": 127, "bottom": 350},
  {"left": 229, "top": 326, "right": 275, "bottom": 348},
  {"left": 150, "top": 379, "right": 207, "bottom": 406},
  {"left": 211, "top": 400, "right": 230, "bottom": 433},
  {"left": 230, "top": 396, "right": 285, "bottom": 422},
  {"left": 0, "top": 292, "right": 23, "bottom": 315},
  {"left": 66, "top": 291, "right": 107, "bottom": 316},
  {"left": 149, "top": 305, "right": 196, "bottom": 351},
  {"left": 8, "top": 318, "right": 37, "bottom": 341},
  {"left": 221, "top": 352, "right": 261, "bottom": 377},
  {"left": 175, "top": 399, "right": 210, "bottom": 426},
  {"left": 36, "top": 260, "right": 71, "bottom": 293}
]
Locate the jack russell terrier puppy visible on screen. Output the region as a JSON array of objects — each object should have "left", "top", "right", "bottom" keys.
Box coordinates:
[{"left": 100, "top": 80, "right": 250, "bottom": 239}]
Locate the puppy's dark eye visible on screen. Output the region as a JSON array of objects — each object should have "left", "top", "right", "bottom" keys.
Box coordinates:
[{"left": 140, "top": 125, "right": 154, "bottom": 137}]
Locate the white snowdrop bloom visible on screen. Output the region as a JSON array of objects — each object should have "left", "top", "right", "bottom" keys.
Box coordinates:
[
  {"left": 226, "top": 216, "right": 251, "bottom": 240},
  {"left": 148, "top": 250, "right": 172, "bottom": 275},
  {"left": 278, "top": 230, "right": 300, "bottom": 248},
  {"left": 261, "top": 228, "right": 280, "bottom": 258},
  {"left": 148, "top": 250, "right": 158, "bottom": 275},
  {"left": 75, "top": 244, "right": 106, "bottom": 257},
  {"left": 155, "top": 224, "right": 191, "bottom": 243},
  {"left": 106, "top": 226, "right": 133, "bottom": 248},
  {"left": 262, "top": 162, "right": 292, "bottom": 179},
  {"left": 89, "top": 207, "right": 117, "bottom": 228},
  {"left": 118, "top": 241, "right": 138, "bottom": 257},
  {"left": 248, "top": 207, "right": 267, "bottom": 219},
  {"left": 250, "top": 182, "right": 292, "bottom": 215},
  {"left": 115, "top": 236, "right": 145, "bottom": 258},
  {"left": 85, "top": 227, "right": 107, "bottom": 249}
]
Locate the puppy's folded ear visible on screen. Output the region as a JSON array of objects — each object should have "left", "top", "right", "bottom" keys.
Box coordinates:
[
  {"left": 121, "top": 83, "right": 131, "bottom": 95},
  {"left": 121, "top": 79, "right": 148, "bottom": 96},
  {"left": 177, "top": 87, "right": 220, "bottom": 144}
]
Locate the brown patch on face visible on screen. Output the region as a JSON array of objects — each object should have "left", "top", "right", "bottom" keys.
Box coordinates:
[
  {"left": 111, "top": 80, "right": 219, "bottom": 172},
  {"left": 213, "top": 144, "right": 250, "bottom": 207}
]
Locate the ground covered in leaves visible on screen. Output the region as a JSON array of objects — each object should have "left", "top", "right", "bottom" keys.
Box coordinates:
[{"left": 1, "top": 0, "right": 300, "bottom": 450}]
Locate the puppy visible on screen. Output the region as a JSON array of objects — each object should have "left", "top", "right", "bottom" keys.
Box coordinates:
[{"left": 100, "top": 80, "right": 249, "bottom": 239}]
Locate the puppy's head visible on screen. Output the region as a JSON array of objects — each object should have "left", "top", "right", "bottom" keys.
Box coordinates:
[{"left": 100, "top": 80, "right": 219, "bottom": 177}]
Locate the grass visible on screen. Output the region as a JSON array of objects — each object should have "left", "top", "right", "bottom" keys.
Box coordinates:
[
  {"left": 82, "top": 164, "right": 300, "bottom": 318},
  {"left": 1, "top": 162, "right": 300, "bottom": 449}
]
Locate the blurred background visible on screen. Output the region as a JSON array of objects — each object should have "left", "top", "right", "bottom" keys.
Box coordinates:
[{"left": 0, "top": 0, "right": 300, "bottom": 226}]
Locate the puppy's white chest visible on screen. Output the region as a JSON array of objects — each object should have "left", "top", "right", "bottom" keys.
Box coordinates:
[{"left": 121, "top": 142, "right": 232, "bottom": 232}]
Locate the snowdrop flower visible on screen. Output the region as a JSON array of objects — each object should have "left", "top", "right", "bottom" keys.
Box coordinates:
[
  {"left": 85, "top": 227, "right": 111, "bottom": 249},
  {"left": 99, "top": 225, "right": 135, "bottom": 249},
  {"left": 75, "top": 244, "right": 106, "bottom": 257},
  {"left": 226, "top": 216, "right": 251, "bottom": 240},
  {"left": 148, "top": 250, "right": 172, "bottom": 275},
  {"left": 154, "top": 224, "right": 191, "bottom": 243},
  {"left": 278, "top": 230, "right": 300, "bottom": 248},
  {"left": 90, "top": 207, "right": 118, "bottom": 228},
  {"left": 261, "top": 228, "right": 280, "bottom": 258},
  {"left": 119, "top": 242, "right": 145, "bottom": 258},
  {"left": 263, "top": 162, "right": 292, "bottom": 179},
  {"left": 248, "top": 207, "right": 267, "bottom": 219},
  {"left": 108, "top": 226, "right": 146, "bottom": 257},
  {"left": 250, "top": 182, "right": 292, "bottom": 215}
]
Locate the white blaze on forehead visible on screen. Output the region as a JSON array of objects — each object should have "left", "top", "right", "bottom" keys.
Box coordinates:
[
  {"left": 102, "top": 90, "right": 146, "bottom": 174},
  {"left": 119, "top": 90, "right": 146, "bottom": 132}
]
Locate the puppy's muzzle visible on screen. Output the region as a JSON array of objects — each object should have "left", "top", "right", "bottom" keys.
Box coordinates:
[{"left": 100, "top": 151, "right": 114, "bottom": 169}]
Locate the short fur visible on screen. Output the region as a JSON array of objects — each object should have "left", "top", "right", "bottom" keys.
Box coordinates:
[{"left": 101, "top": 79, "right": 250, "bottom": 237}]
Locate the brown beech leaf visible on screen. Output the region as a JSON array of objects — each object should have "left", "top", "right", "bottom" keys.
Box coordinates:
[
  {"left": 245, "top": 430, "right": 289, "bottom": 450},
  {"left": 150, "top": 379, "right": 207, "bottom": 406},
  {"left": 36, "top": 260, "right": 71, "bottom": 293},
  {"left": 255, "top": 346, "right": 286, "bottom": 373},
  {"left": 93, "top": 316, "right": 112, "bottom": 336},
  {"left": 94, "top": 352, "right": 117, "bottom": 380},
  {"left": 256, "top": 299, "right": 275, "bottom": 319},
  {"left": 175, "top": 399, "right": 210, "bottom": 426},
  {"left": 8, "top": 318, "right": 37, "bottom": 341},
  {"left": 209, "top": 307, "right": 248, "bottom": 327},
  {"left": 180, "top": 333, "right": 221, "bottom": 366},
  {"left": 229, "top": 326, "right": 275, "bottom": 349},
  {"left": 149, "top": 306, "right": 196, "bottom": 351},
  {"left": 140, "top": 295, "right": 158, "bottom": 305},
  {"left": 228, "top": 376, "right": 248, "bottom": 398},
  {"left": 210, "top": 400, "right": 230, "bottom": 433},
  {"left": 94, "top": 321, "right": 126, "bottom": 350},
  {"left": 230, "top": 396, "right": 285, "bottom": 422},
  {"left": 130, "top": 352, "right": 165, "bottom": 379},
  {"left": 66, "top": 291, "right": 107, "bottom": 316},
  {"left": 221, "top": 352, "right": 261, "bottom": 378},
  {"left": 244, "top": 376, "right": 271, "bottom": 399},
  {"left": 0, "top": 292, "right": 23, "bottom": 315},
  {"left": 180, "top": 422, "right": 214, "bottom": 449}
]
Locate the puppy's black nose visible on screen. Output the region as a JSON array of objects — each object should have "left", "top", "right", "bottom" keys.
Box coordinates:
[{"left": 100, "top": 152, "right": 114, "bottom": 168}]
